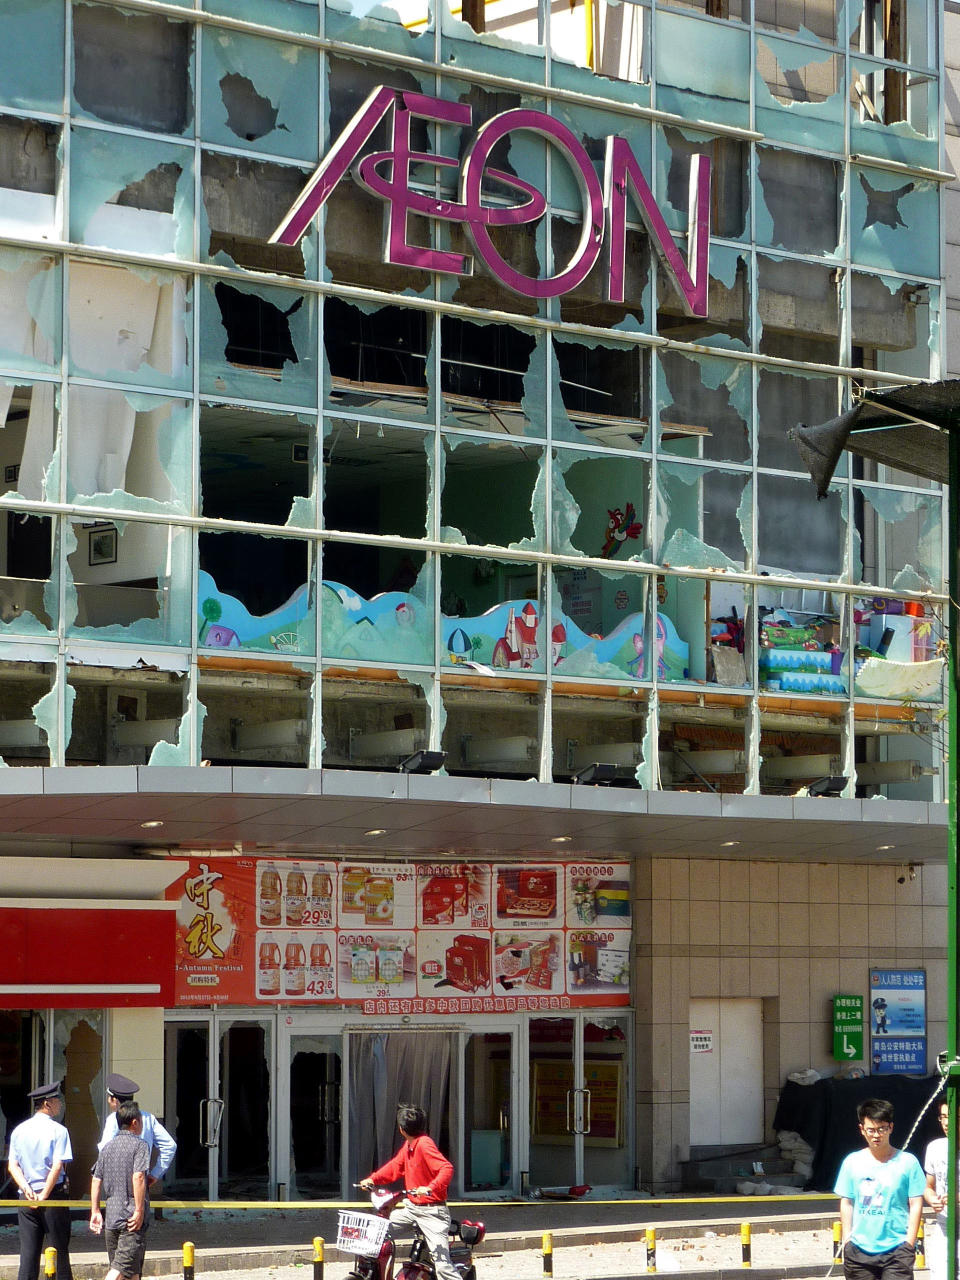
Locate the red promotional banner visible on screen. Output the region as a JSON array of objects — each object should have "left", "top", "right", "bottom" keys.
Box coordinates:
[{"left": 167, "top": 858, "right": 631, "bottom": 1012}]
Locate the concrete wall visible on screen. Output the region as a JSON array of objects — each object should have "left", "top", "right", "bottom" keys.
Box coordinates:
[{"left": 634, "top": 857, "right": 947, "bottom": 1191}]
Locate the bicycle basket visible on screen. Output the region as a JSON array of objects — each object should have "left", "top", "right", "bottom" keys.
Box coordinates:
[{"left": 337, "top": 1211, "right": 391, "bottom": 1257}]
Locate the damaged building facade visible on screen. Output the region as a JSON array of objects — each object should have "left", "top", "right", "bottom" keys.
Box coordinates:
[{"left": 0, "top": 0, "right": 950, "bottom": 1197}]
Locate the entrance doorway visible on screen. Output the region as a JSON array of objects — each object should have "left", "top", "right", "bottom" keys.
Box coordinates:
[
  {"left": 163, "top": 1016, "right": 272, "bottom": 1199},
  {"left": 527, "top": 1014, "right": 631, "bottom": 1189},
  {"left": 689, "top": 998, "right": 763, "bottom": 1145}
]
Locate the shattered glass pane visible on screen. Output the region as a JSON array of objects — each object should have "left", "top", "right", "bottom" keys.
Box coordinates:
[
  {"left": 0, "top": 0, "right": 65, "bottom": 113},
  {"left": 201, "top": 152, "right": 315, "bottom": 278},
  {"left": 553, "top": 445, "right": 648, "bottom": 559},
  {"left": 66, "top": 666, "right": 190, "bottom": 767},
  {"left": 442, "top": 683, "right": 542, "bottom": 780},
  {"left": 0, "top": 116, "right": 59, "bottom": 241},
  {"left": 200, "top": 278, "right": 318, "bottom": 407},
  {"left": 199, "top": 533, "right": 316, "bottom": 657},
  {"left": 441, "top": 318, "right": 542, "bottom": 438},
  {"left": 53, "top": 1011, "right": 102, "bottom": 1177},
  {"left": 203, "top": 665, "right": 313, "bottom": 765},
  {"left": 758, "top": 255, "right": 839, "bottom": 362},
  {"left": 757, "top": 367, "right": 840, "bottom": 471},
  {"left": 202, "top": 404, "right": 315, "bottom": 527},
  {"left": 759, "top": 722, "right": 846, "bottom": 793},
  {"left": 854, "top": 484, "right": 941, "bottom": 592},
  {"left": 73, "top": 4, "right": 193, "bottom": 136},
  {"left": 850, "top": 58, "right": 937, "bottom": 167},
  {"left": 201, "top": 27, "right": 320, "bottom": 161},
  {"left": 550, "top": 0, "right": 647, "bottom": 84},
  {"left": 552, "top": 337, "right": 648, "bottom": 451},
  {"left": 851, "top": 273, "right": 936, "bottom": 380},
  {"left": 0, "top": 661, "right": 56, "bottom": 766},
  {"left": 68, "top": 262, "right": 192, "bottom": 393},
  {"left": 755, "top": 37, "right": 843, "bottom": 151},
  {"left": 67, "top": 389, "right": 190, "bottom": 514},
  {"left": 66, "top": 520, "right": 193, "bottom": 645},
  {"left": 325, "top": 301, "right": 431, "bottom": 422},
  {"left": 321, "top": 672, "right": 429, "bottom": 769},
  {"left": 442, "top": 435, "right": 542, "bottom": 549},
  {"left": 553, "top": 691, "right": 648, "bottom": 784},
  {"left": 663, "top": 715, "right": 748, "bottom": 793},
  {"left": 657, "top": 461, "right": 748, "bottom": 571},
  {"left": 440, "top": 554, "right": 544, "bottom": 672},
  {"left": 757, "top": 473, "right": 843, "bottom": 579},
  {"left": 204, "top": 0, "right": 321, "bottom": 37},
  {"left": 70, "top": 128, "right": 193, "bottom": 260},
  {"left": 326, "top": 0, "right": 435, "bottom": 59},
  {"left": 756, "top": 147, "right": 840, "bottom": 255},
  {"left": 0, "top": 381, "right": 58, "bottom": 506},
  {"left": 657, "top": 350, "right": 750, "bottom": 463},
  {"left": 0, "top": 250, "right": 60, "bottom": 378},
  {"left": 658, "top": 128, "right": 748, "bottom": 241},
  {"left": 659, "top": 244, "right": 749, "bottom": 349},
  {"left": 758, "top": 588, "right": 848, "bottom": 698},
  {"left": 655, "top": 0, "right": 745, "bottom": 17},
  {"left": 654, "top": 10, "right": 750, "bottom": 126},
  {"left": 755, "top": 0, "right": 835, "bottom": 38},
  {"left": 324, "top": 419, "right": 428, "bottom": 539},
  {"left": 0, "top": 506, "right": 56, "bottom": 636},
  {"left": 850, "top": 168, "right": 938, "bottom": 278},
  {"left": 551, "top": 565, "right": 652, "bottom": 682},
  {"left": 322, "top": 550, "right": 433, "bottom": 665}
]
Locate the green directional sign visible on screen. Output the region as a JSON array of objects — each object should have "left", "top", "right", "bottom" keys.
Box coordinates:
[{"left": 833, "top": 993, "right": 864, "bottom": 1061}]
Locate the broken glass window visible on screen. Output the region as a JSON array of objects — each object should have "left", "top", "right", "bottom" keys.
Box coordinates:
[
  {"left": 325, "top": 302, "right": 431, "bottom": 422},
  {"left": 441, "top": 318, "right": 541, "bottom": 437},
  {"left": 756, "top": 473, "right": 843, "bottom": 579},
  {"left": 53, "top": 1011, "right": 102, "bottom": 1179},
  {"left": 204, "top": 0, "right": 321, "bottom": 37},
  {"left": 201, "top": 27, "right": 320, "bottom": 161},
  {"left": 758, "top": 255, "right": 839, "bottom": 362},
  {"left": 663, "top": 716, "right": 748, "bottom": 792},
  {"left": 440, "top": 553, "right": 543, "bottom": 672},
  {"left": 442, "top": 435, "right": 542, "bottom": 549},
  {"left": 657, "top": 461, "right": 748, "bottom": 572},
  {"left": 850, "top": 167, "right": 938, "bottom": 278},
  {"left": 0, "top": 116, "right": 59, "bottom": 241},
  {"left": 202, "top": 404, "right": 315, "bottom": 527},
  {"left": 655, "top": 573, "right": 746, "bottom": 684},
  {"left": 757, "top": 367, "right": 841, "bottom": 472},
  {"left": 851, "top": 712, "right": 942, "bottom": 800},
  {"left": 0, "top": 661, "right": 56, "bottom": 765},
  {"left": 327, "top": 0, "right": 434, "bottom": 57},
  {"left": 70, "top": 128, "right": 193, "bottom": 260},
  {"left": 67, "top": 390, "right": 190, "bottom": 514},
  {"left": 850, "top": 56, "right": 937, "bottom": 168},
  {"left": 200, "top": 277, "right": 318, "bottom": 407},
  {"left": 851, "top": 273, "right": 936, "bottom": 380},
  {"left": 552, "top": 337, "right": 648, "bottom": 451},
  {"left": 0, "top": 249, "right": 60, "bottom": 379},
  {"left": 654, "top": 9, "right": 750, "bottom": 126},
  {"left": 759, "top": 721, "right": 847, "bottom": 795},
  {"left": 73, "top": 4, "right": 193, "bottom": 136},
  {"left": 441, "top": 682, "right": 543, "bottom": 779},
  {"left": 324, "top": 419, "right": 428, "bottom": 539},
  {"left": 203, "top": 663, "right": 313, "bottom": 766},
  {"left": 550, "top": 0, "right": 647, "bottom": 83},
  {"left": 201, "top": 152, "right": 314, "bottom": 278},
  {"left": 553, "top": 445, "right": 648, "bottom": 558},
  {"left": 199, "top": 532, "right": 315, "bottom": 657},
  {"left": 657, "top": 350, "right": 750, "bottom": 464},
  {"left": 68, "top": 262, "right": 192, "bottom": 393},
  {"left": 659, "top": 244, "right": 749, "bottom": 349},
  {"left": 66, "top": 519, "right": 193, "bottom": 646},
  {"left": 0, "top": 381, "right": 58, "bottom": 509},
  {"left": 322, "top": 670, "right": 430, "bottom": 769},
  {"left": 66, "top": 666, "right": 190, "bottom": 766},
  {"left": 757, "top": 588, "right": 848, "bottom": 698},
  {"left": 0, "top": 503, "right": 56, "bottom": 636},
  {"left": 755, "top": 0, "right": 835, "bottom": 38},
  {"left": 659, "top": 127, "right": 747, "bottom": 241},
  {"left": 322, "top": 550, "right": 433, "bottom": 665},
  {"left": 756, "top": 147, "right": 841, "bottom": 256},
  {"left": 0, "top": 0, "right": 65, "bottom": 113},
  {"left": 553, "top": 691, "right": 648, "bottom": 783},
  {"left": 854, "top": 484, "right": 941, "bottom": 592},
  {"left": 755, "top": 38, "right": 843, "bottom": 151},
  {"left": 551, "top": 564, "right": 651, "bottom": 681},
  {"left": 653, "top": 0, "right": 746, "bottom": 26}
]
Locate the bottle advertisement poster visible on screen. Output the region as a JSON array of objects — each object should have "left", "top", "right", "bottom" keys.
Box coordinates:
[{"left": 168, "top": 858, "right": 631, "bottom": 1012}]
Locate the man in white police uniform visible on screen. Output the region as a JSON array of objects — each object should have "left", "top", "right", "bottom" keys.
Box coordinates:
[
  {"left": 97, "top": 1076, "right": 176, "bottom": 1187},
  {"left": 7, "top": 1080, "right": 74, "bottom": 1280}
]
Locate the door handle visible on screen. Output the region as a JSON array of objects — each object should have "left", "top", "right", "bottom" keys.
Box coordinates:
[
  {"left": 581, "top": 1088, "right": 592, "bottom": 1134},
  {"left": 202, "top": 1097, "right": 224, "bottom": 1148},
  {"left": 565, "top": 1089, "right": 574, "bottom": 1134}
]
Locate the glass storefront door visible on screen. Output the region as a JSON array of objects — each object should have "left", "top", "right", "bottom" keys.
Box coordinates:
[
  {"left": 281, "top": 1028, "right": 342, "bottom": 1198},
  {"left": 464, "top": 1027, "right": 514, "bottom": 1192}
]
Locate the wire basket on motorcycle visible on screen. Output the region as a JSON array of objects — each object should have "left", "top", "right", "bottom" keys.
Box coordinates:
[{"left": 337, "top": 1210, "right": 391, "bottom": 1256}]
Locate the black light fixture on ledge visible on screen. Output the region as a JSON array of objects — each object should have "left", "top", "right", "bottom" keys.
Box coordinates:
[
  {"left": 399, "top": 750, "right": 447, "bottom": 774},
  {"left": 573, "top": 762, "right": 619, "bottom": 786},
  {"left": 807, "top": 775, "right": 848, "bottom": 798}
]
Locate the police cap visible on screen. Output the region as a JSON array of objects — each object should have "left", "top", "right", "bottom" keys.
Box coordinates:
[
  {"left": 28, "top": 1080, "right": 62, "bottom": 1102},
  {"left": 105, "top": 1073, "right": 139, "bottom": 1100}
]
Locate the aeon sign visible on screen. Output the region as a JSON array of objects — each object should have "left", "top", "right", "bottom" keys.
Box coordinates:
[{"left": 273, "top": 86, "right": 711, "bottom": 315}]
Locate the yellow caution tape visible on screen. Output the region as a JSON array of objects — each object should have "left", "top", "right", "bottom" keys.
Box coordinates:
[{"left": 0, "top": 1193, "right": 837, "bottom": 1211}]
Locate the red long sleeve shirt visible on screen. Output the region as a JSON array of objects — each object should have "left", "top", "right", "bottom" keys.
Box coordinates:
[{"left": 369, "top": 1134, "right": 453, "bottom": 1204}]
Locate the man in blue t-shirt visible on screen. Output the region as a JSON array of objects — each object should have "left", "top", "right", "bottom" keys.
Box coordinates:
[{"left": 834, "top": 1098, "right": 926, "bottom": 1280}]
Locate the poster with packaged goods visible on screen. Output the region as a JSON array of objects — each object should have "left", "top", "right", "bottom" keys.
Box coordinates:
[{"left": 168, "top": 856, "right": 630, "bottom": 1010}]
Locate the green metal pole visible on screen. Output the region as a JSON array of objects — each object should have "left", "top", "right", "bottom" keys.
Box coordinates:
[{"left": 947, "top": 423, "right": 959, "bottom": 1280}]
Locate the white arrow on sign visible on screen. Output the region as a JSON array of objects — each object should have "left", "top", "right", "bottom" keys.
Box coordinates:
[{"left": 843, "top": 1035, "right": 857, "bottom": 1058}]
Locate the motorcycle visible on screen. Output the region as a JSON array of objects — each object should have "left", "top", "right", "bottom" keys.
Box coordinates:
[{"left": 338, "top": 1187, "right": 485, "bottom": 1280}]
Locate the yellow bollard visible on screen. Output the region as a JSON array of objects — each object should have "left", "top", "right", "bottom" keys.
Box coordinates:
[
  {"left": 916, "top": 1221, "right": 925, "bottom": 1270},
  {"left": 43, "top": 1248, "right": 56, "bottom": 1278},
  {"left": 645, "top": 1227, "right": 656, "bottom": 1273},
  {"left": 183, "top": 1241, "right": 195, "bottom": 1280},
  {"left": 741, "top": 1222, "right": 751, "bottom": 1268},
  {"left": 542, "top": 1231, "right": 553, "bottom": 1280},
  {"left": 833, "top": 1221, "right": 843, "bottom": 1262},
  {"left": 313, "top": 1236, "right": 324, "bottom": 1280}
]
